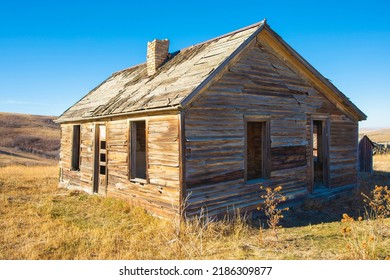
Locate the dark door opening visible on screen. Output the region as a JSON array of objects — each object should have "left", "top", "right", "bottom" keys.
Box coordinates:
[
  {"left": 312, "top": 119, "right": 329, "bottom": 189},
  {"left": 130, "top": 121, "right": 147, "bottom": 180}
]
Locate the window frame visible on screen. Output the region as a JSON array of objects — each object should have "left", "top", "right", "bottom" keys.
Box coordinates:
[
  {"left": 244, "top": 116, "right": 271, "bottom": 183},
  {"left": 310, "top": 115, "right": 330, "bottom": 191},
  {"left": 129, "top": 119, "right": 148, "bottom": 184},
  {"left": 71, "top": 125, "right": 81, "bottom": 171}
]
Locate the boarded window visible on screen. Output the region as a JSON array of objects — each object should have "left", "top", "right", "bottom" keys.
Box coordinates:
[
  {"left": 246, "top": 121, "right": 269, "bottom": 181},
  {"left": 130, "top": 121, "right": 147, "bottom": 180},
  {"left": 71, "top": 125, "right": 81, "bottom": 171}
]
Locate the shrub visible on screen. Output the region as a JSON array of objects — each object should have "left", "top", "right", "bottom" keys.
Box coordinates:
[{"left": 258, "top": 186, "right": 289, "bottom": 242}]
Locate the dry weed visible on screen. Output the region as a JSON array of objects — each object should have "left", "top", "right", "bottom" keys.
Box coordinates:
[
  {"left": 257, "top": 186, "right": 289, "bottom": 242},
  {"left": 340, "top": 213, "right": 378, "bottom": 259},
  {"left": 362, "top": 185, "right": 390, "bottom": 220},
  {"left": 341, "top": 185, "right": 390, "bottom": 259}
]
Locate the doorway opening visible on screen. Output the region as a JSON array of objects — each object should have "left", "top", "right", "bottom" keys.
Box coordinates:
[{"left": 312, "top": 119, "right": 329, "bottom": 189}]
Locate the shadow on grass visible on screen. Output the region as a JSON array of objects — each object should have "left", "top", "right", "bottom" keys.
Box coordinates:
[{"left": 254, "top": 170, "right": 390, "bottom": 229}]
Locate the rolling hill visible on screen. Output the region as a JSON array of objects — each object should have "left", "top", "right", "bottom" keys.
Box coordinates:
[
  {"left": 359, "top": 128, "right": 390, "bottom": 143},
  {"left": 0, "top": 112, "right": 60, "bottom": 167}
]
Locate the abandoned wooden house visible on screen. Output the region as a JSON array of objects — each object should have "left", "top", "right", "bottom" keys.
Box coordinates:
[{"left": 56, "top": 20, "right": 366, "bottom": 219}]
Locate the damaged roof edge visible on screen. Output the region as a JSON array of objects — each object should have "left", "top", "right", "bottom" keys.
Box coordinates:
[
  {"left": 54, "top": 106, "right": 180, "bottom": 124},
  {"left": 55, "top": 64, "right": 146, "bottom": 123}
]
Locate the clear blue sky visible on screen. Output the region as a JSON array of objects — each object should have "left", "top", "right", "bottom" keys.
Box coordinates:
[{"left": 0, "top": 0, "right": 389, "bottom": 128}]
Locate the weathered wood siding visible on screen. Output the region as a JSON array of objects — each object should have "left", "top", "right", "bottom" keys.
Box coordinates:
[
  {"left": 184, "top": 39, "right": 358, "bottom": 218},
  {"left": 106, "top": 115, "right": 181, "bottom": 218},
  {"left": 59, "top": 114, "right": 181, "bottom": 219},
  {"left": 329, "top": 116, "right": 358, "bottom": 187},
  {"left": 358, "top": 136, "right": 374, "bottom": 173},
  {"left": 59, "top": 123, "right": 94, "bottom": 193},
  {"left": 105, "top": 114, "right": 181, "bottom": 219}
]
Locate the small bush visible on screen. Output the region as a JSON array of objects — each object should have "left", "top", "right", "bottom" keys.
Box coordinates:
[
  {"left": 341, "top": 185, "right": 390, "bottom": 259},
  {"left": 362, "top": 185, "right": 390, "bottom": 220},
  {"left": 341, "top": 213, "right": 377, "bottom": 259}
]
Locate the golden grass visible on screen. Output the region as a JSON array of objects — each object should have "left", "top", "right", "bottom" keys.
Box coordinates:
[
  {"left": 0, "top": 165, "right": 389, "bottom": 260},
  {"left": 374, "top": 154, "right": 390, "bottom": 172}
]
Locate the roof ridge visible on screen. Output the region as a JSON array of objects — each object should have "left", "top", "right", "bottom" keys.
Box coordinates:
[
  {"left": 181, "top": 19, "right": 266, "bottom": 51},
  {"left": 111, "top": 62, "right": 146, "bottom": 76},
  {"left": 112, "top": 20, "right": 267, "bottom": 76}
]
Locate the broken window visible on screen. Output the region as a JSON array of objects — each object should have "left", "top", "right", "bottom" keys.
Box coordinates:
[
  {"left": 246, "top": 121, "right": 269, "bottom": 181},
  {"left": 130, "top": 121, "right": 147, "bottom": 180},
  {"left": 71, "top": 125, "right": 81, "bottom": 171}
]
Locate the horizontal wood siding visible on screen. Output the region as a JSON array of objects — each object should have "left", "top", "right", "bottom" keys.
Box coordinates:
[
  {"left": 106, "top": 115, "right": 181, "bottom": 219},
  {"left": 184, "top": 40, "right": 358, "bottom": 218},
  {"left": 59, "top": 114, "right": 181, "bottom": 219},
  {"left": 59, "top": 123, "right": 94, "bottom": 193}
]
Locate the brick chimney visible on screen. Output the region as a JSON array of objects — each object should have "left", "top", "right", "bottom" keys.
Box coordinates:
[{"left": 146, "top": 39, "right": 169, "bottom": 76}]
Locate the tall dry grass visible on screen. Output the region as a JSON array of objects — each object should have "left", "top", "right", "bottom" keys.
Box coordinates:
[
  {"left": 341, "top": 184, "right": 390, "bottom": 260},
  {"left": 0, "top": 165, "right": 389, "bottom": 260},
  {"left": 373, "top": 154, "right": 390, "bottom": 172},
  {"left": 0, "top": 165, "right": 256, "bottom": 259}
]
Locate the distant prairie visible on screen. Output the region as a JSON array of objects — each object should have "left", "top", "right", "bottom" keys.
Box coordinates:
[
  {"left": 0, "top": 112, "right": 60, "bottom": 166},
  {"left": 359, "top": 127, "right": 390, "bottom": 143}
]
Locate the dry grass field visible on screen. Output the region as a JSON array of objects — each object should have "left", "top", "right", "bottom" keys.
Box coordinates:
[
  {"left": 0, "top": 122, "right": 389, "bottom": 259},
  {"left": 0, "top": 162, "right": 389, "bottom": 260},
  {"left": 373, "top": 154, "right": 390, "bottom": 172}
]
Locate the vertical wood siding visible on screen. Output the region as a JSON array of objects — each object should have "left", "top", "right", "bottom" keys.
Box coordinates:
[{"left": 358, "top": 136, "right": 373, "bottom": 173}]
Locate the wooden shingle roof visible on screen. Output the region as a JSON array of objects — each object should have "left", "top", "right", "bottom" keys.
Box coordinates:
[
  {"left": 56, "top": 21, "right": 265, "bottom": 123},
  {"left": 56, "top": 20, "right": 366, "bottom": 123}
]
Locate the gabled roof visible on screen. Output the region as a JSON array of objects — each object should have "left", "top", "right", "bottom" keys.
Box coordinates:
[{"left": 56, "top": 20, "right": 366, "bottom": 123}]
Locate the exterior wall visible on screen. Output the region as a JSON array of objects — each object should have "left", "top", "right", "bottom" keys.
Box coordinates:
[
  {"left": 59, "top": 113, "right": 181, "bottom": 219},
  {"left": 59, "top": 123, "right": 95, "bottom": 194},
  {"left": 329, "top": 116, "right": 358, "bottom": 187},
  {"left": 183, "top": 42, "right": 359, "bottom": 218}
]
